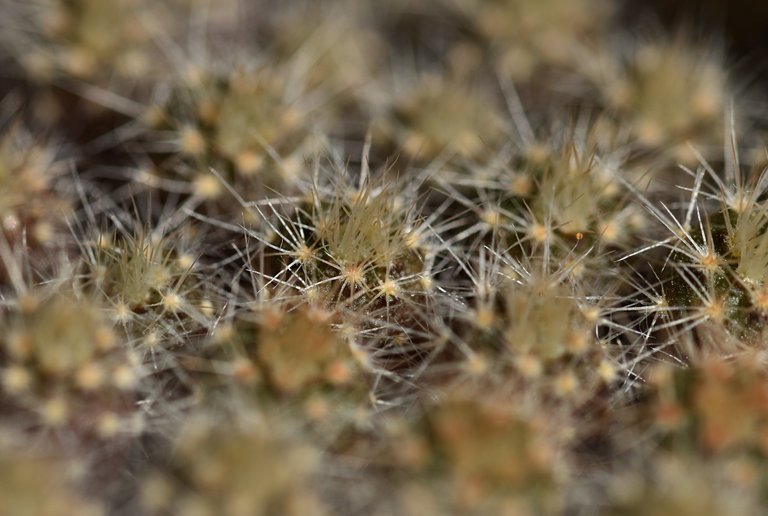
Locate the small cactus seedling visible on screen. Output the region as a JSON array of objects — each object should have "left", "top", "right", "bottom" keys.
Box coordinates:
[
  {"left": 433, "top": 117, "right": 644, "bottom": 261},
  {"left": 241, "top": 165, "right": 446, "bottom": 385},
  {"left": 448, "top": 242, "right": 620, "bottom": 411},
  {"left": 73, "top": 218, "right": 213, "bottom": 359}
]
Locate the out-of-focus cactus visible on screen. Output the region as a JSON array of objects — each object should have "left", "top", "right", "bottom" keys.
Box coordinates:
[
  {"left": 592, "top": 37, "right": 728, "bottom": 164},
  {"left": 0, "top": 291, "right": 145, "bottom": 440},
  {"left": 0, "top": 437, "right": 103, "bottom": 516},
  {"left": 0, "top": 117, "right": 68, "bottom": 250},
  {"left": 373, "top": 74, "right": 504, "bottom": 162},
  {"left": 374, "top": 392, "right": 563, "bottom": 515},
  {"left": 142, "top": 59, "right": 330, "bottom": 210},
  {"left": 6, "top": 0, "right": 175, "bottom": 84},
  {"left": 204, "top": 303, "right": 369, "bottom": 428},
  {"left": 140, "top": 414, "right": 325, "bottom": 516},
  {"left": 268, "top": 1, "right": 384, "bottom": 92},
  {"left": 604, "top": 453, "right": 759, "bottom": 516},
  {"left": 448, "top": 0, "right": 611, "bottom": 79}
]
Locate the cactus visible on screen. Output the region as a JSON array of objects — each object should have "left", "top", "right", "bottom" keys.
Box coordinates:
[{"left": 1, "top": 1, "right": 768, "bottom": 514}]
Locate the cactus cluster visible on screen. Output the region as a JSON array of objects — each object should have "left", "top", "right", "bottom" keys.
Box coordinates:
[{"left": 2, "top": 0, "right": 768, "bottom": 514}]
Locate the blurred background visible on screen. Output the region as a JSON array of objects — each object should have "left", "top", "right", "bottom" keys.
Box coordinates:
[{"left": 627, "top": 0, "right": 768, "bottom": 83}]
